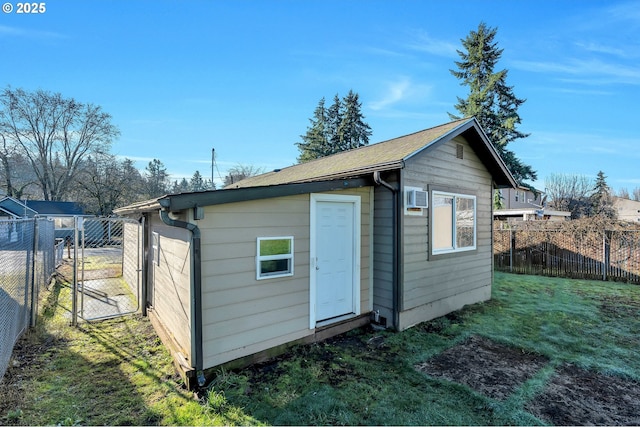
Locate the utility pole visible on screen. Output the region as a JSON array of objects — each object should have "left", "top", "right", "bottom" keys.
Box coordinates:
[{"left": 211, "top": 148, "right": 215, "bottom": 189}]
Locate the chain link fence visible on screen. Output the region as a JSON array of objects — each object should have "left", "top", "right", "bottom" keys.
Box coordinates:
[
  {"left": 74, "top": 217, "right": 142, "bottom": 322},
  {"left": 0, "top": 218, "right": 57, "bottom": 380}
]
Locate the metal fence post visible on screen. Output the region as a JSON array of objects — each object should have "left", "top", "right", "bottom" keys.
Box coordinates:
[
  {"left": 509, "top": 229, "right": 515, "bottom": 273},
  {"left": 602, "top": 230, "right": 611, "bottom": 282},
  {"left": 29, "top": 218, "right": 39, "bottom": 327},
  {"left": 72, "top": 216, "right": 78, "bottom": 326}
]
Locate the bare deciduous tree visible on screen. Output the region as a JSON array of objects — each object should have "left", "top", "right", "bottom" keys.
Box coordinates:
[
  {"left": 544, "top": 173, "right": 593, "bottom": 218},
  {"left": 618, "top": 187, "right": 630, "bottom": 199},
  {"left": 0, "top": 87, "right": 119, "bottom": 201},
  {"left": 73, "top": 155, "right": 144, "bottom": 215},
  {"left": 223, "top": 164, "right": 264, "bottom": 187}
]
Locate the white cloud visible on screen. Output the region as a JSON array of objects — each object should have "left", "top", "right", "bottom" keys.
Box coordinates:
[
  {"left": 368, "top": 77, "right": 432, "bottom": 111},
  {"left": 369, "top": 78, "right": 412, "bottom": 111},
  {"left": 405, "top": 30, "right": 458, "bottom": 58},
  {"left": 0, "top": 25, "right": 65, "bottom": 40},
  {"left": 606, "top": 1, "right": 640, "bottom": 25},
  {"left": 512, "top": 58, "right": 640, "bottom": 85},
  {"left": 529, "top": 131, "right": 640, "bottom": 158},
  {"left": 575, "top": 41, "right": 633, "bottom": 59}
]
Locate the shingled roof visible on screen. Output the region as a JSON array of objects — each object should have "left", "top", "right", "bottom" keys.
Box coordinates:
[
  {"left": 115, "top": 118, "right": 516, "bottom": 216},
  {"left": 227, "top": 117, "right": 516, "bottom": 189}
]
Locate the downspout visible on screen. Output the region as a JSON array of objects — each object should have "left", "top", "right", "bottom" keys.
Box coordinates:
[
  {"left": 159, "top": 208, "right": 205, "bottom": 387},
  {"left": 140, "top": 214, "right": 149, "bottom": 317},
  {"left": 373, "top": 171, "right": 401, "bottom": 330}
]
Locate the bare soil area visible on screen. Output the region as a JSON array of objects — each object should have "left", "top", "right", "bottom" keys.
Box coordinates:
[
  {"left": 416, "top": 335, "right": 640, "bottom": 425},
  {"left": 526, "top": 363, "right": 640, "bottom": 426}
]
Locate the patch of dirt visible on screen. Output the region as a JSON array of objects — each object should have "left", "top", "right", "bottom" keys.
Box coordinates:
[
  {"left": 416, "top": 335, "right": 640, "bottom": 425},
  {"left": 599, "top": 294, "right": 640, "bottom": 318},
  {"left": 526, "top": 364, "right": 640, "bottom": 426},
  {"left": 416, "top": 335, "right": 549, "bottom": 401}
]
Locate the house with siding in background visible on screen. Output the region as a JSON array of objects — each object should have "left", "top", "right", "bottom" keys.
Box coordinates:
[
  {"left": 114, "top": 117, "right": 516, "bottom": 388},
  {"left": 613, "top": 196, "right": 640, "bottom": 223},
  {"left": 494, "top": 187, "right": 571, "bottom": 223}
]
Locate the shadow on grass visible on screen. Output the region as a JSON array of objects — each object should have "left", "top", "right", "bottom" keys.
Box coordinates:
[{"left": 0, "top": 277, "right": 214, "bottom": 426}]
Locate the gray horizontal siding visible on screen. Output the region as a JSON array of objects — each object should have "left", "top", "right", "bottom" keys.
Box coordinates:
[{"left": 400, "top": 135, "right": 494, "bottom": 317}]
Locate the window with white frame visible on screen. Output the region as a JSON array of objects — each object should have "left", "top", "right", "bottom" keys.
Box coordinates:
[
  {"left": 431, "top": 191, "right": 476, "bottom": 255},
  {"left": 256, "top": 236, "right": 294, "bottom": 280}
]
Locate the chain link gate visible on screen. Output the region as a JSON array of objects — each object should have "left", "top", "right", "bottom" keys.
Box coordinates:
[{"left": 72, "top": 217, "right": 144, "bottom": 323}]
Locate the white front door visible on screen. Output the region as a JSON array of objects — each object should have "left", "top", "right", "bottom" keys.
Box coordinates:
[{"left": 310, "top": 194, "right": 361, "bottom": 326}]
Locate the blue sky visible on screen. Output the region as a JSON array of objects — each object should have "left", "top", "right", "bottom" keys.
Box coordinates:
[{"left": 2, "top": 0, "right": 639, "bottom": 192}]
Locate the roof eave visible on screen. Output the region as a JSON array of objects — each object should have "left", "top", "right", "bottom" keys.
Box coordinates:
[
  {"left": 461, "top": 119, "right": 518, "bottom": 189},
  {"left": 115, "top": 177, "right": 374, "bottom": 215},
  {"left": 114, "top": 198, "right": 163, "bottom": 215},
  {"left": 164, "top": 177, "right": 373, "bottom": 212},
  {"left": 285, "top": 161, "right": 403, "bottom": 185}
]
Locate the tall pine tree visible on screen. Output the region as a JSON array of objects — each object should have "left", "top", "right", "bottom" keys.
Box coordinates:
[
  {"left": 326, "top": 94, "right": 344, "bottom": 154},
  {"left": 590, "top": 170, "right": 616, "bottom": 219},
  {"left": 296, "top": 91, "right": 371, "bottom": 163},
  {"left": 449, "top": 22, "right": 536, "bottom": 184},
  {"left": 339, "top": 90, "right": 372, "bottom": 151},
  {"left": 296, "top": 97, "right": 330, "bottom": 162}
]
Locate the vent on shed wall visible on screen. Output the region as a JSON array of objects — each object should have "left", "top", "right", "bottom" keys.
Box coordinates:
[{"left": 456, "top": 144, "right": 464, "bottom": 159}]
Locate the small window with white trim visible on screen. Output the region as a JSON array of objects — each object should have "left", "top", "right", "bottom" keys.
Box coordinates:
[
  {"left": 256, "top": 236, "right": 294, "bottom": 280},
  {"left": 431, "top": 191, "right": 476, "bottom": 255}
]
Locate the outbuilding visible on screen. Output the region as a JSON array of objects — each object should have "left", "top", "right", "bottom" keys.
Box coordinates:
[{"left": 115, "top": 117, "right": 516, "bottom": 388}]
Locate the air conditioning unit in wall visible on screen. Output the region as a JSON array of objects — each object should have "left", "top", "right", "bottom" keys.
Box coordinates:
[{"left": 406, "top": 189, "right": 428, "bottom": 209}]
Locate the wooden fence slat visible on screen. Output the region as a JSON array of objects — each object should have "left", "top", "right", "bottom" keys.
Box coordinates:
[{"left": 493, "top": 228, "right": 640, "bottom": 284}]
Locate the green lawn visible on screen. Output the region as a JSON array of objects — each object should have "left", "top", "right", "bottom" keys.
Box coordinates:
[{"left": 1, "top": 272, "right": 639, "bottom": 425}]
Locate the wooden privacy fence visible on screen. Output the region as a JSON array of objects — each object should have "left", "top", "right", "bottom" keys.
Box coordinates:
[{"left": 494, "top": 228, "right": 640, "bottom": 284}]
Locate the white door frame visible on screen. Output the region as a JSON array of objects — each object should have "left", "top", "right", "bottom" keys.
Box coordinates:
[{"left": 309, "top": 193, "right": 361, "bottom": 329}]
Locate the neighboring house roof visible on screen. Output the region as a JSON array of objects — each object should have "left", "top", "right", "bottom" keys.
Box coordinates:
[
  {"left": 115, "top": 118, "right": 517, "bottom": 215},
  {"left": 24, "top": 200, "right": 85, "bottom": 216},
  {"left": 0, "top": 197, "right": 39, "bottom": 218},
  {"left": 228, "top": 117, "right": 516, "bottom": 189},
  {"left": 0, "top": 197, "right": 85, "bottom": 217}
]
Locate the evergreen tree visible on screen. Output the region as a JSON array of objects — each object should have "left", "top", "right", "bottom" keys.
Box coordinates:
[
  {"left": 590, "top": 170, "right": 616, "bottom": 219},
  {"left": 296, "top": 91, "right": 371, "bottom": 163},
  {"left": 190, "top": 170, "right": 207, "bottom": 191},
  {"left": 172, "top": 178, "right": 190, "bottom": 194},
  {"left": 296, "top": 98, "right": 330, "bottom": 162},
  {"left": 493, "top": 189, "right": 504, "bottom": 210},
  {"left": 144, "top": 159, "right": 169, "bottom": 198},
  {"left": 326, "top": 94, "right": 343, "bottom": 154},
  {"left": 339, "top": 90, "right": 372, "bottom": 151},
  {"left": 449, "top": 22, "right": 536, "bottom": 184}
]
